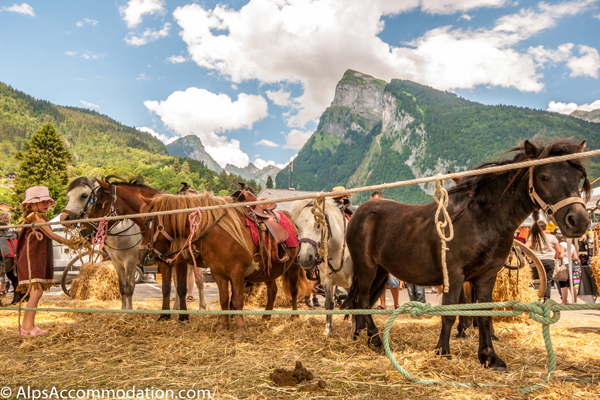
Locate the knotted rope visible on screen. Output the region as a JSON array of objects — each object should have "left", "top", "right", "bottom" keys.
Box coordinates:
[
  {"left": 89, "top": 217, "right": 108, "bottom": 255},
  {"left": 433, "top": 174, "right": 454, "bottom": 293},
  {"left": 167, "top": 208, "right": 202, "bottom": 282},
  {"left": 17, "top": 226, "right": 44, "bottom": 341},
  {"left": 310, "top": 194, "right": 328, "bottom": 266}
]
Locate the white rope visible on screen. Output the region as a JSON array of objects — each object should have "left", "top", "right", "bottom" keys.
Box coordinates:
[{"left": 3, "top": 148, "right": 600, "bottom": 230}]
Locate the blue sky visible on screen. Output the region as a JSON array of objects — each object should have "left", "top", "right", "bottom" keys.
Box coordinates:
[{"left": 1, "top": 0, "right": 599, "bottom": 169}]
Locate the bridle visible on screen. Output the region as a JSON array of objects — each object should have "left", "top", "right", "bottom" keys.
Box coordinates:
[
  {"left": 527, "top": 166, "right": 586, "bottom": 223},
  {"left": 298, "top": 204, "right": 344, "bottom": 276}
]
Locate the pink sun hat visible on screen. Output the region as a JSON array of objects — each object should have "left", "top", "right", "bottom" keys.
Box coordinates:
[{"left": 21, "top": 186, "right": 56, "bottom": 205}]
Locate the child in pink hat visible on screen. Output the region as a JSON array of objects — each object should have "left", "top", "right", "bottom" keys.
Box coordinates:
[{"left": 16, "top": 186, "right": 71, "bottom": 337}]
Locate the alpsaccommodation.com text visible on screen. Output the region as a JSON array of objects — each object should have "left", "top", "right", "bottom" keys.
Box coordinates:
[{"left": 1, "top": 386, "right": 211, "bottom": 399}]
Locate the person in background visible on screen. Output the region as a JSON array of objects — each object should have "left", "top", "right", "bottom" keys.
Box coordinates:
[
  {"left": 527, "top": 221, "right": 563, "bottom": 301},
  {"left": 331, "top": 186, "right": 356, "bottom": 217},
  {"left": 0, "top": 211, "right": 17, "bottom": 296},
  {"left": 557, "top": 235, "right": 579, "bottom": 305},
  {"left": 370, "top": 191, "right": 383, "bottom": 200},
  {"left": 406, "top": 283, "right": 426, "bottom": 303},
  {"left": 17, "top": 186, "right": 72, "bottom": 336}
]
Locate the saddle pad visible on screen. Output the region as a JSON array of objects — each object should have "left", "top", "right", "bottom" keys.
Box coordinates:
[{"left": 246, "top": 211, "right": 299, "bottom": 249}]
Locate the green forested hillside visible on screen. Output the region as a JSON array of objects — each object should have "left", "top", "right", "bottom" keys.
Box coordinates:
[
  {"left": 276, "top": 73, "right": 600, "bottom": 204},
  {"left": 0, "top": 82, "right": 259, "bottom": 207}
]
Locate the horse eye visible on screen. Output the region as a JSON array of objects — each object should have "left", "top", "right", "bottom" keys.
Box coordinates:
[
  {"left": 540, "top": 175, "right": 549, "bottom": 182},
  {"left": 81, "top": 193, "right": 88, "bottom": 199}
]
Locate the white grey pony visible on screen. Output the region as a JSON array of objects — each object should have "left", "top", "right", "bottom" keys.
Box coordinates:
[
  {"left": 62, "top": 176, "right": 206, "bottom": 311},
  {"left": 291, "top": 198, "right": 354, "bottom": 336}
]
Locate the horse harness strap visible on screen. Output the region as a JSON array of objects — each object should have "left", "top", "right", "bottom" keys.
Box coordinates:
[{"left": 527, "top": 166, "right": 585, "bottom": 221}]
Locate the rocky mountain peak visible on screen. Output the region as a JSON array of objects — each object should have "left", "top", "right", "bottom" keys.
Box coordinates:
[{"left": 331, "top": 69, "right": 388, "bottom": 119}]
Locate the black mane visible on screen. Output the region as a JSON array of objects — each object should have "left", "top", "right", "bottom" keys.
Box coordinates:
[{"left": 448, "top": 137, "right": 590, "bottom": 220}]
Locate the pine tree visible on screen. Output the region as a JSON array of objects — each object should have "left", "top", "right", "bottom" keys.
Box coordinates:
[
  {"left": 266, "top": 175, "right": 273, "bottom": 189},
  {"left": 11, "top": 123, "right": 71, "bottom": 219}
]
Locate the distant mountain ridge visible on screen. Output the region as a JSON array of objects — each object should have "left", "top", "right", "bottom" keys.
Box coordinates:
[
  {"left": 570, "top": 109, "right": 600, "bottom": 123},
  {"left": 167, "top": 135, "right": 280, "bottom": 185},
  {"left": 276, "top": 70, "right": 600, "bottom": 204},
  {"left": 166, "top": 135, "right": 222, "bottom": 172}
]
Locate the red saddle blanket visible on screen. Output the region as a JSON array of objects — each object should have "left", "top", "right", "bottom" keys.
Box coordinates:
[{"left": 246, "top": 211, "right": 299, "bottom": 249}]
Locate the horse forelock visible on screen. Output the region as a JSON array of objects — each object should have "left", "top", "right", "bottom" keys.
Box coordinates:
[
  {"left": 66, "top": 176, "right": 96, "bottom": 193},
  {"left": 291, "top": 198, "right": 345, "bottom": 240},
  {"left": 144, "top": 192, "right": 252, "bottom": 256}
]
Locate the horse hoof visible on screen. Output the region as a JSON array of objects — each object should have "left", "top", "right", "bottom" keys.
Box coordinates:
[
  {"left": 491, "top": 334, "right": 499, "bottom": 341},
  {"left": 435, "top": 348, "right": 452, "bottom": 359},
  {"left": 157, "top": 315, "right": 171, "bottom": 322},
  {"left": 455, "top": 331, "right": 468, "bottom": 339},
  {"left": 262, "top": 315, "right": 272, "bottom": 321},
  {"left": 178, "top": 316, "right": 189, "bottom": 323},
  {"left": 290, "top": 315, "right": 299, "bottom": 321}
]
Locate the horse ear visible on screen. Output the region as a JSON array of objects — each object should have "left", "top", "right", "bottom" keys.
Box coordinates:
[
  {"left": 578, "top": 140, "right": 586, "bottom": 152},
  {"left": 96, "top": 178, "right": 110, "bottom": 192},
  {"left": 523, "top": 140, "right": 538, "bottom": 159},
  {"left": 140, "top": 196, "right": 152, "bottom": 206},
  {"left": 448, "top": 170, "right": 461, "bottom": 185}
]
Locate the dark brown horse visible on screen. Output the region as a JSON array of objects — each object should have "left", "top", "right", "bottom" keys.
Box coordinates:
[
  {"left": 341, "top": 139, "right": 591, "bottom": 371},
  {"left": 138, "top": 192, "right": 305, "bottom": 339},
  {"left": 62, "top": 176, "right": 190, "bottom": 320}
]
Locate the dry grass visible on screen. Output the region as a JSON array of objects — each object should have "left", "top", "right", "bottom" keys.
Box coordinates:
[
  {"left": 591, "top": 256, "right": 600, "bottom": 293},
  {"left": 492, "top": 266, "right": 539, "bottom": 323},
  {"left": 69, "top": 261, "right": 121, "bottom": 301},
  {"left": 1, "top": 296, "right": 599, "bottom": 399}
]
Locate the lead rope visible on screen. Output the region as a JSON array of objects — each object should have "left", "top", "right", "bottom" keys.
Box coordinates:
[
  {"left": 167, "top": 208, "right": 202, "bottom": 282},
  {"left": 433, "top": 175, "right": 454, "bottom": 294},
  {"left": 89, "top": 217, "right": 108, "bottom": 256},
  {"left": 17, "top": 227, "right": 43, "bottom": 341},
  {"left": 311, "top": 194, "right": 329, "bottom": 268}
]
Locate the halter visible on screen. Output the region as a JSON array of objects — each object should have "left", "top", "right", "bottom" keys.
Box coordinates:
[
  {"left": 527, "top": 166, "right": 585, "bottom": 223},
  {"left": 298, "top": 205, "right": 342, "bottom": 274}
]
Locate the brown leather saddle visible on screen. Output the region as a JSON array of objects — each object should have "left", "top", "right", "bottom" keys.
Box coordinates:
[{"left": 232, "top": 183, "right": 290, "bottom": 268}]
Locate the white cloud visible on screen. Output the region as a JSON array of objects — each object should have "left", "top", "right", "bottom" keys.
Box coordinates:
[
  {"left": 255, "top": 139, "right": 280, "bottom": 147},
  {"left": 136, "top": 126, "right": 176, "bottom": 145},
  {"left": 125, "top": 22, "right": 170, "bottom": 46},
  {"left": 567, "top": 45, "right": 600, "bottom": 78},
  {"left": 136, "top": 73, "right": 149, "bottom": 81},
  {"left": 81, "top": 50, "right": 102, "bottom": 60},
  {"left": 595, "top": 13, "right": 600, "bottom": 20},
  {"left": 528, "top": 43, "right": 573, "bottom": 65},
  {"left": 174, "top": 0, "right": 594, "bottom": 129},
  {"left": 547, "top": 99, "right": 600, "bottom": 114},
  {"left": 283, "top": 129, "right": 313, "bottom": 149},
  {"left": 1, "top": 3, "right": 34, "bottom": 16},
  {"left": 167, "top": 55, "right": 187, "bottom": 64},
  {"left": 80, "top": 100, "right": 100, "bottom": 109},
  {"left": 77, "top": 18, "right": 98, "bottom": 27},
  {"left": 119, "top": 0, "right": 165, "bottom": 28},
  {"left": 144, "top": 88, "right": 269, "bottom": 168},
  {"left": 266, "top": 89, "right": 293, "bottom": 107},
  {"left": 253, "top": 158, "right": 286, "bottom": 170},
  {"left": 206, "top": 140, "right": 249, "bottom": 168},
  {"left": 66, "top": 51, "right": 77, "bottom": 56},
  {"left": 459, "top": 14, "right": 472, "bottom": 21}
]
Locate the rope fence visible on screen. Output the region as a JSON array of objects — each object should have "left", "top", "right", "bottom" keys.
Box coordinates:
[
  {"left": 2, "top": 147, "right": 600, "bottom": 391},
  {"left": 2, "top": 147, "right": 600, "bottom": 231}
]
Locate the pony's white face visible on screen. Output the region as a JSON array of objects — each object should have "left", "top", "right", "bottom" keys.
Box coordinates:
[
  {"left": 296, "top": 207, "right": 322, "bottom": 270},
  {"left": 63, "top": 178, "right": 99, "bottom": 220}
]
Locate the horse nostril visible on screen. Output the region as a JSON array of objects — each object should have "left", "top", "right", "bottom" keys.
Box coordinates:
[{"left": 567, "top": 214, "right": 576, "bottom": 227}]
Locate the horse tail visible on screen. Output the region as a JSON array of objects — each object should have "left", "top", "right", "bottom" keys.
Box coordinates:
[
  {"left": 368, "top": 267, "right": 390, "bottom": 309},
  {"left": 530, "top": 213, "right": 547, "bottom": 252}
]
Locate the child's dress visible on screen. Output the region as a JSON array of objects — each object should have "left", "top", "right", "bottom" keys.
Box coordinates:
[{"left": 16, "top": 213, "right": 55, "bottom": 293}]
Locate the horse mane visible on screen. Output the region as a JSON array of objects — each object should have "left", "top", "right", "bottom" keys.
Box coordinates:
[
  {"left": 104, "top": 175, "right": 149, "bottom": 188},
  {"left": 448, "top": 137, "right": 591, "bottom": 222},
  {"left": 145, "top": 192, "right": 252, "bottom": 257},
  {"left": 291, "top": 198, "right": 340, "bottom": 222}
]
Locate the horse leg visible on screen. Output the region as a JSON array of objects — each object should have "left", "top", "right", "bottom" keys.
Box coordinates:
[
  {"left": 111, "top": 260, "right": 128, "bottom": 310},
  {"left": 175, "top": 263, "right": 188, "bottom": 322},
  {"left": 172, "top": 267, "right": 180, "bottom": 310},
  {"left": 196, "top": 266, "right": 207, "bottom": 310},
  {"left": 213, "top": 274, "right": 231, "bottom": 333},
  {"left": 285, "top": 263, "right": 300, "bottom": 321},
  {"left": 230, "top": 271, "right": 248, "bottom": 339},
  {"left": 472, "top": 276, "right": 507, "bottom": 371},
  {"left": 435, "top": 282, "right": 463, "bottom": 358},
  {"left": 158, "top": 263, "right": 172, "bottom": 321},
  {"left": 323, "top": 277, "right": 335, "bottom": 337},
  {"left": 456, "top": 282, "right": 473, "bottom": 339},
  {"left": 123, "top": 255, "right": 137, "bottom": 310},
  {"left": 263, "top": 280, "right": 277, "bottom": 321}
]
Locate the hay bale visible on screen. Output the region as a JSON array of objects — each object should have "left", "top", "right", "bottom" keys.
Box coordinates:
[
  {"left": 69, "top": 261, "right": 121, "bottom": 301},
  {"left": 492, "top": 266, "right": 538, "bottom": 322},
  {"left": 590, "top": 256, "right": 600, "bottom": 293},
  {"left": 244, "top": 278, "right": 291, "bottom": 308}
]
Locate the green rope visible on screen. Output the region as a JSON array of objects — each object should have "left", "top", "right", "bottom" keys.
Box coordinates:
[{"left": 2, "top": 300, "right": 599, "bottom": 392}]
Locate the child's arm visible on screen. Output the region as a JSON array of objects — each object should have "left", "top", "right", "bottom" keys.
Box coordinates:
[{"left": 30, "top": 214, "right": 70, "bottom": 245}]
